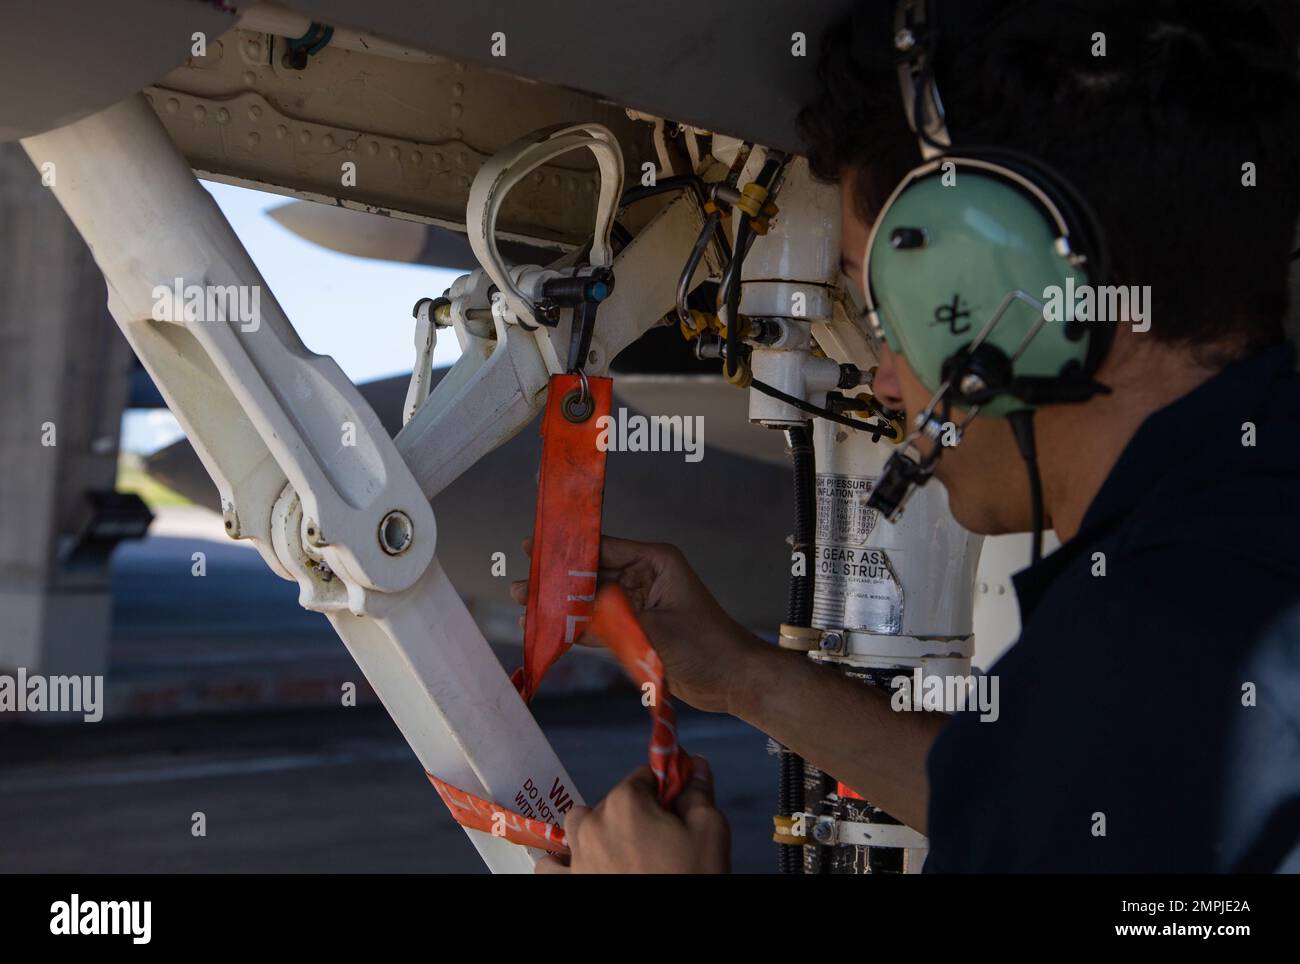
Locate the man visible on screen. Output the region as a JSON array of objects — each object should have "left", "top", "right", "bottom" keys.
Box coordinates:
[{"left": 526, "top": 0, "right": 1300, "bottom": 872}]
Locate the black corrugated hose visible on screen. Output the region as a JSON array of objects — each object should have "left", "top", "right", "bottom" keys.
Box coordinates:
[
  {"left": 786, "top": 425, "right": 816, "bottom": 626},
  {"left": 778, "top": 424, "right": 816, "bottom": 874}
]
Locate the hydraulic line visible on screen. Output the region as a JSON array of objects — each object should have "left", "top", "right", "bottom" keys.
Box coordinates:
[
  {"left": 676, "top": 209, "right": 724, "bottom": 328},
  {"left": 720, "top": 153, "right": 786, "bottom": 379},
  {"left": 722, "top": 216, "right": 752, "bottom": 380}
]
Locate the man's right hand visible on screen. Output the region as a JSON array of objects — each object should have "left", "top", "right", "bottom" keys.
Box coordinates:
[{"left": 510, "top": 536, "right": 761, "bottom": 714}]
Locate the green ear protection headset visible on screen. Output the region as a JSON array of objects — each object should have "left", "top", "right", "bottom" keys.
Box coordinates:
[
  {"left": 863, "top": 0, "right": 1113, "bottom": 556},
  {"left": 865, "top": 152, "right": 1113, "bottom": 414}
]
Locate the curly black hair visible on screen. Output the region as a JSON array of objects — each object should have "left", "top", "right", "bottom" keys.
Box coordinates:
[{"left": 798, "top": 0, "right": 1300, "bottom": 357}]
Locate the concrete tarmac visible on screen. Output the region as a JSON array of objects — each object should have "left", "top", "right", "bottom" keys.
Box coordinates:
[{"left": 0, "top": 696, "right": 779, "bottom": 873}]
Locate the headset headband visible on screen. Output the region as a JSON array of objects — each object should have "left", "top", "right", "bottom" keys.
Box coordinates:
[{"left": 894, "top": 0, "right": 951, "bottom": 160}]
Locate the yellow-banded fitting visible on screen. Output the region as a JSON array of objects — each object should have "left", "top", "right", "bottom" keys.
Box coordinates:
[
  {"left": 778, "top": 624, "right": 822, "bottom": 651},
  {"left": 680, "top": 308, "right": 717, "bottom": 341},
  {"left": 748, "top": 199, "right": 780, "bottom": 235},
  {"left": 723, "top": 355, "right": 753, "bottom": 388},
  {"left": 736, "top": 181, "right": 769, "bottom": 218},
  {"left": 772, "top": 814, "right": 812, "bottom": 846}
]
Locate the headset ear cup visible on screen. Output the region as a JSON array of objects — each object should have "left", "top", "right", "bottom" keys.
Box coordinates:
[
  {"left": 955, "top": 148, "right": 1114, "bottom": 379},
  {"left": 867, "top": 154, "right": 1110, "bottom": 413}
]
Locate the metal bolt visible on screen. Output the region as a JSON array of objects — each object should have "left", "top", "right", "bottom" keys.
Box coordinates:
[
  {"left": 959, "top": 372, "right": 987, "bottom": 398},
  {"left": 222, "top": 505, "right": 240, "bottom": 539},
  {"left": 820, "top": 631, "right": 844, "bottom": 653},
  {"left": 890, "top": 226, "right": 928, "bottom": 250},
  {"left": 812, "top": 819, "right": 835, "bottom": 844}
]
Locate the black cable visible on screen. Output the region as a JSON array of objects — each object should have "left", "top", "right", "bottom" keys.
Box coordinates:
[
  {"left": 1008, "top": 409, "right": 1044, "bottom": 565},
  {"left": 749, "top": 379, "right": 899, "bottom": 441}
]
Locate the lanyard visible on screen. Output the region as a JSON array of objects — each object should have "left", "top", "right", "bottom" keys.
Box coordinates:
[
  {"left": 427, "top": 373, "right": 692, "bottom": 854},
  {"left": 513, "top": 371, "right": 612, "bottom": 701},
  {"left": 427, "top": 583, "right": 693, "bottom": 854}
]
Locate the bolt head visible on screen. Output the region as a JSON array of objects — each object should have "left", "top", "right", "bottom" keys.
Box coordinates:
[
  {"left": 890, "top": 226, "right": 928, "bottom": 250},
  {"left": 959, "top": 373, "right": 987, "bottom": 398}
]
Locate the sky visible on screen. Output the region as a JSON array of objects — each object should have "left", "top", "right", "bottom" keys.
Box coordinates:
[{"left": 120, "top": 181, "right": 465, "bottom": 453}]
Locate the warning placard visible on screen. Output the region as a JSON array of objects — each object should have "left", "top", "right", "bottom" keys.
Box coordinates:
[
  {"left": 815, "top": 474, "right": 877, "bottom": 547},
  {"left": 813, "top": 474, "right": 903, "bottom": 633}
]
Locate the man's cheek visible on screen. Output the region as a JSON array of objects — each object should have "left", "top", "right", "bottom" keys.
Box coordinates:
[
  {"left": 900, "top": 392, "right": 931, "bottom": 444},
  {"left": 931, "top": 444, "right": 956, "bottom": 482}
]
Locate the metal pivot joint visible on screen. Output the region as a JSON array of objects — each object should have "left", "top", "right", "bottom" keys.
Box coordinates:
[{"left": 541, "top": 266, "right": 616, "bottom": 376}]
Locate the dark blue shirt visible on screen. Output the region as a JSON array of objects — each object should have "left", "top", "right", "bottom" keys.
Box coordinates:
[{"left": 925, "top": 341, "right": 1300, "bottom": 872}]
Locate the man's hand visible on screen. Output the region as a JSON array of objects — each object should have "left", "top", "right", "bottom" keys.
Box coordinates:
[
  {"left": 511, "top": 536, "right": 761, "bottom": 714},
  {"left": 536, "top": 757, "right": 729, "bottom": 874}
]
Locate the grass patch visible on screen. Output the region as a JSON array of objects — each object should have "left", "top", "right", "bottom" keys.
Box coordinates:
[{"left": 117, "top": 454, "right": 190, "bottom": 508}]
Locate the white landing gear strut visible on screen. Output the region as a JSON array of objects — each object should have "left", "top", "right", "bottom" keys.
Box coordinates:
[{"left": 22, "top": 94, "right": 717, "bottom": 872}]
